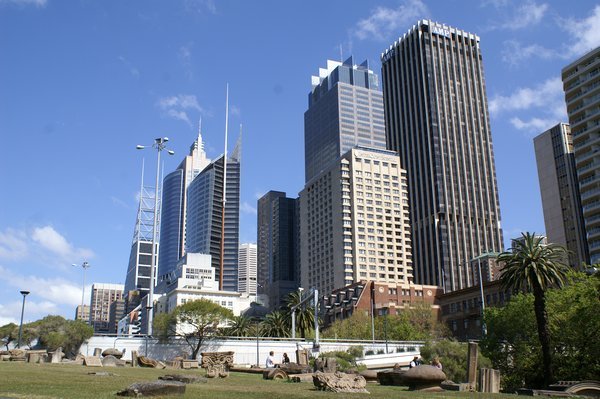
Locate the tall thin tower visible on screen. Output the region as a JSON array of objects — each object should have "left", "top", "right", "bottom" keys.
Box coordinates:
[{"left": 381, "top": 20, "right": 504, "bottom": 292}]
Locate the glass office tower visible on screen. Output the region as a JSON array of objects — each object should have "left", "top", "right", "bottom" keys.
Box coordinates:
[{"left": 381, "top": 20, "right": 504, "bottom": 292}]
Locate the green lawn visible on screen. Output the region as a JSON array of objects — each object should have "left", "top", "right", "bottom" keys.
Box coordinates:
[{"left": 0, "top": 362, "right": 515, "bottom": 399}]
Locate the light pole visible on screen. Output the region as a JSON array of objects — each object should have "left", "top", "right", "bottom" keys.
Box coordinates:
[
  {"left": 291, "top": 287, "right": 304, "bottom": 339},
  {"left": 17, "top": 290, "right": 30, "bottom": 348},
  {"left": 472, "top": 251, "right": 498, "bottom": 336},
  {"left": 136, "top": 137, "right": 174, "bottom": 336},
  {"left": 383, "top": 307, "right": 389, "bottom": 354},
  {"left": 73, "top": 261, "right": 90, "bottom": 322}
]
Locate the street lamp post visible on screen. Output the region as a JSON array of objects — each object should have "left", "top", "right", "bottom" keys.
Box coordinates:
[
  {"left": 136, "top": 137, "right": 174, "bottom": 336},
  {"left": 383, "top": 307, "right": 389, "bottom": 354},
  {"left": 17, "top": 290, "right": 30, "bottom": 348},
  {"left": 472, "top": 251, "right": 498, "bottom": 336},
  {"left": 73, "top": 261, "right": 90, "bottom": 322}
]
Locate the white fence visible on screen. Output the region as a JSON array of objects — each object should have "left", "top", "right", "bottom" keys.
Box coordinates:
[{"left": 81, "top": 336, "right": 423, "bottom": 367}]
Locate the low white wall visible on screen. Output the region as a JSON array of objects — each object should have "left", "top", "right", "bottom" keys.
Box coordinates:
[{"left": 81, "top": 336, "right": 423, "bottom": 366}]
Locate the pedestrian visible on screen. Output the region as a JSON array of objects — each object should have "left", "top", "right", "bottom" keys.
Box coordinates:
[
  {"left": 409, "top": 356, "right": 420, "bottom": 368},
  {"left": 431, "top": 357, "right": 443, "bottom": 370},
  {"left": 266, "top": 351, "right": 276, "bottom": 368},
  {"left": 282, "top": 353, "right": 290, "bottom": 364}
]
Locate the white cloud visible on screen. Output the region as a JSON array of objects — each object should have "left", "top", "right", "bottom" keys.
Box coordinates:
[
  {"left": 501, "top": 5, "right": 600, "bottom": 66},
  {"left": 240, "top": 201, "right": 257, "bottom": 215},
  {"left": 110, "top": 196, "right": 130, "bottom": 209},
  {"left": 178, "top": 45, "right": 194, "bottom": 79},
  {"left": 509, "top": 116, "right": 556, "bottom": 132},
  {"left": 501, "top": 41, "right": 557, "bottom": 67},
  {"left": 117, "top": 56, "right": 140, "bottom": 78},
  {"left": 562, "top": 5, "right": 600, "bottom": 58},
  {"left": 489, "top": 77, "right": 563, "bottom": 115},
  {"left": 0, "top": 226, "right": 93, "bottom": 266},
  {"left": 0, "top": 0, "right": 47, "bottom": 7},
  {"left": 354, "top": 0, "right": 428, "bottom": 41},
  {"left": 0, "top": 228, "right": 28, "bottom": 260},
  {"left": 230, "top": 105, "right": 241, "bottom": 117},
  {"left": 157, "top": 94, "right": 204, "bottom": 127},
  {"left": 501, "top": 1, "right": 547, "bottom": 30},
  {"left": 0, "top": 265, "right": 86, "bottom": 307},
  {"left": 184, "top": 0, "right": 216, "bottom": 14},
  {"left": 490, "top": 77, "right": 567, "bottom": 133},
  {"left": 31, "top": 225, "right": 93, "bottom": 261}
]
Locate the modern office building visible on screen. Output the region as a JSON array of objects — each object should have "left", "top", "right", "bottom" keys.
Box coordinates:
[
  {"left": 257, "top": 191, "right": 299, "bottom": 310},
  {"left": 238, "top": 243, "right": 258, "bottom": 296},
  {"left": 89, "top": 283, "right": 125, "bottom": 333},
  {"left": 381, "top": 20, "right": 504, "bottom": 292},
  {"left": 304, "top": 56, "right": 386, "bottom": 183},
  {"left": 186, "top": 136, "right": 241, "bottom": 292},
  {"left": 124, "top": 170, "right": 159, "bottom": 295},
  {"left": 299, "top": 147, "right": 413, "bottom": 297},
  {"left": 157, "top": 126, "right": 211, "bottom": 282},
  {"left": 562, "top": 46, "right": 600, "bottom": 264},
  {"left": 534, "top": 123, "right": 589, "bottom": 267},
  {"left": 108, "top": 298, "right": 125, "bottom": 334}
]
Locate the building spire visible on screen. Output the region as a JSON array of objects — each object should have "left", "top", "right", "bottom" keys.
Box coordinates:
[{"left": 230, "top": 124, "right": 242, "bottom": 163}]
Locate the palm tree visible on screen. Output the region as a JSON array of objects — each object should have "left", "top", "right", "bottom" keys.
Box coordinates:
[
  {"left": 262, "top": 311, "right": 290, "bottom": 338},
  {"left": 497, "top": 232, "right": 569, "bottom": 387},
  {"left": 284, "top": 291, "right": 314, "bottom": 338},
  {"left": 225, "top": 315, "right": 252, "bottom": 337}
]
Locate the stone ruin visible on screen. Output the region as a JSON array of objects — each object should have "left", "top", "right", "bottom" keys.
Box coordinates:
[
  {"left": 312, "top": 371, "right": 369, "bottom": 393},
  {"left": 200, "top": 351, "right": 234, "bottom": 378}
]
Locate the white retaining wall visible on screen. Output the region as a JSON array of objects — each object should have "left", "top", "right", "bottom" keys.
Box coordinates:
[{"left": 81, "top": 336, "right": 423, "bottom": 366}]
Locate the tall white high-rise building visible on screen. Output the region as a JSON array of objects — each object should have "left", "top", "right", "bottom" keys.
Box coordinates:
[
  {"left": 562, "top": 46, "right": 600, "bottom": 264},
  {"left": 300, "top": 147, "right": 413, "bottom": 296},
  {"left": 238, "top": 243, "right": 257, "bottom": 295}
]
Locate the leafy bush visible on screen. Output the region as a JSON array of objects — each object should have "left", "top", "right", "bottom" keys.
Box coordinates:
[
  {"left": 420, "top": 339, "right": 491, "bottom": 383},
  {"left": 317, "top": 346, "right": 365, "bottom": 371}
]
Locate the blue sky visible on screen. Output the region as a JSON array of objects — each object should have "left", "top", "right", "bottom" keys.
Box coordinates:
[{"left": 1, "top": 0, "right": 598, "bottom": 325}]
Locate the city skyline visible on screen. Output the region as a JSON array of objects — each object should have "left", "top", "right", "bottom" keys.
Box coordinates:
[{"left": 0, "top": 0, "right": 598, "bottom": 324}]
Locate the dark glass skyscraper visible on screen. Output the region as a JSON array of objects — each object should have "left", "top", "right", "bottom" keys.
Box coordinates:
[
  {"left": 186, "top": 137, "right": 241, "bottom": 292},
  {"left": 381, "top": 20, "right": 504, "bottom": 292},
  {"left": 257, "top": 191, "right": 298, "bottom": 310},
  {"left": 304, "top": 56, "right": 386, "bottom": 183}
]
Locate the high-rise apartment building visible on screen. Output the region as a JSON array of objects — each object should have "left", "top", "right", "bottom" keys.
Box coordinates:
[
  {"left": 89, "top": 283, "right": 124, "bottom": 333},
  {"left": 75, "top": 304, "right": 90, "bottom": 322},
  {"left": 158, "top": 127, "right": 211, "bottom": 281},
  {"left": 562, "top": 46, "right": 600, "bottom": 264},
  {"left": 299, "top": 147, "right": 413, "bottom": 296},
  {"left": 186, "top": 136, "right": 241, "bottom": 292},
  {"left": 238, "top": 243, "right": 257, "bottom": 295},
  {"left": 381, "top": 20, "right": 504, "bottom": 292},
  {"left": 257, "top": 191, "right": 299, "bottom": 310},
  {"left": 304, "top": 56, "right": 386, "bottom": 183},
  {"left": 534, "top": 123, "right": 589, "bottom": 267}
]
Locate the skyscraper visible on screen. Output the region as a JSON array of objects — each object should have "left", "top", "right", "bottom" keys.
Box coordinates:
[
  {"left": 299, "top": 147, "right": 413, "bottom": 296},
  {"left": 157, "top": 125, "right": 211, "bottom": 281},
  {"left": 124, "top": 167, "right": 159, "bottom": 295},
  {"left": 562, "top": 46, "right": 600, "bottom": 264},
  {"left": 534, "top": 123, "right": 588, "bottom": 267},
  {"left": 257, "top": 191, "right": 299, "bottom": 309},
  {"left": 304, "top": 56, "right": 386, "bottom": 183},
  {"left": 186, "top": 136, "right": 241, "bottom": 292},
  {"left": 381, "top": 20, "right": 504, "bottom": 292},
  {"left": 89, "top": 283, "right": 124, "bottom": 333},
  {"left": 238, "top": 243, "right": 257, "bottom": 296}
]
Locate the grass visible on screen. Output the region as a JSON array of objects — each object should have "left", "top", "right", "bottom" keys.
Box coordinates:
[{"left": 0, "top": 362, "right": 516, "bottom": 399}]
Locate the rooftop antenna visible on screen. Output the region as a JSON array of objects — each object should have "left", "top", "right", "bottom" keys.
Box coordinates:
[
  {"left": 219, "top": 84, "right": 229, "bottom": 290},
  {"left": 339, "top": 44, "right": 343, "bottom": 62}
]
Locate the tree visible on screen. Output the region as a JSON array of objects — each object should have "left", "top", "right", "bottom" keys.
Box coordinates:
[
  {"left": 497, "top": 232, "right": 570, "bottom": 387},
  {"left": 481, "top": 271, "right": 600, "bottom": 391},
  {"left": 283, "top": 291, "right": 314, "bottom": 338},
  {"left": 0, "top": 323, "right": 17, "bottom": 350},
  {"left": 224, "top": 315, "right": 252, "bottom": 337},
  {"left": 421, "top": 339, "right": 492, "bottom": 383},
  {"left": 262, "top": 311, "right": 290, "bottom": 338},
  {"left": 29, "top": 316, "right": 94, "bottom": 356},
  {"left": 153, "top": 299, "right": 233, "bottom": 359}
]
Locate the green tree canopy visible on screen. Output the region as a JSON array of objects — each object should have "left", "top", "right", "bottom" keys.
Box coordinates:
[
  {"left": 497, "top": 232, "right": 569, "bottom": 387},
  {"left": 420, "top": 339, "right": 492, "bottom": 383},
  {"left": 481, "top": 271, "right": 600, "bottom": 391},
  {"left": 0, "top": 323, "right": 18, "bottom": 350},
  {"left": 283, "top": 291, "right": 314, "bottom": 338},
  {"left": 153, "top": 298, "right": 233, "bottom": 359}
]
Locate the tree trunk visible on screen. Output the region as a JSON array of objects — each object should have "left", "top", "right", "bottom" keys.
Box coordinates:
[{"left": 532, "top": 284, "right": 553, "bottom": 387}]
